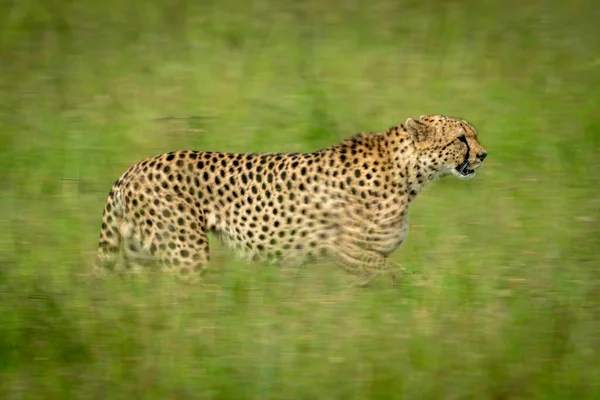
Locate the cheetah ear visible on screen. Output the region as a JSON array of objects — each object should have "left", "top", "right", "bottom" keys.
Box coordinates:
[{"left": 405, "top": 118, "right": 433, "bottom": 142}]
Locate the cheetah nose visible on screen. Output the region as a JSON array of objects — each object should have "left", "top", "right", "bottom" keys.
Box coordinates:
[{"left": 476, "top": 152, "right": 487, "bottom": 161}]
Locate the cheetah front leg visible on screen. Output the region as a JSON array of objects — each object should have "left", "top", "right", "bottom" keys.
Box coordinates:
[{"left": 328, "top": 241, "right": 406, "bottom": 287}]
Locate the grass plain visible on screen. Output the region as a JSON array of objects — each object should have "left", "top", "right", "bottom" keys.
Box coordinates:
[{"left": 0, "top": 0, "right": 599, "bottom": 398}]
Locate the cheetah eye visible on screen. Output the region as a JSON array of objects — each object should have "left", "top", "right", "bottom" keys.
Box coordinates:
[{"left": 457, "top": 135, "right": 468, "bottom": 145}]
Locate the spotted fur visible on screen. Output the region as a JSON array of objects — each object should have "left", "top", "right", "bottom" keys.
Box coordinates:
[{"left": 95, "top": 115, "right": 487, "bottom": 286}]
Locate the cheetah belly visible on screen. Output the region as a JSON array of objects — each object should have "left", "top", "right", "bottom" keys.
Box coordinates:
[{"left": 208, "top": 208, "right": 330, "bottom": 263}]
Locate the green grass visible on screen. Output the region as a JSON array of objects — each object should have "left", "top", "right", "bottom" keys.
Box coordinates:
[{"left": 1, "top": 0, "right": 599, "bottom": 398}]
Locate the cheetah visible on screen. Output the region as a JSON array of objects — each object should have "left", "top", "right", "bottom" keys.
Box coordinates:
[{"left": 95, "top": 115, "right": 487, "bottom": 286}]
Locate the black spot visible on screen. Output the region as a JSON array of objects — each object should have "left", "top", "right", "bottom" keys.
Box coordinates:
[{"left": 166, "top": 154, "right": 175, "bottom": 161}]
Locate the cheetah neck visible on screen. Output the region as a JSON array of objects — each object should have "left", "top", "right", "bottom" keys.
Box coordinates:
[{"left": 383, "top": 125, "right": 439, "bottom": 202}]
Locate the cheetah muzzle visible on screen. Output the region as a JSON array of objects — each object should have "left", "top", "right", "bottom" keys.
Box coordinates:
[{"left": 452, "top": 134, "right": 486, "bottom": 179}]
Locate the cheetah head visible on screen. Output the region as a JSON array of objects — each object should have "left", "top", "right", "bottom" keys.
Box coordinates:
[{"left": 405, "top": 115, "right": 487, "bottom": 180}]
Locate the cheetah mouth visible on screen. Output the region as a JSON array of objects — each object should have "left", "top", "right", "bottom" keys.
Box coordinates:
[{"left": 455, "top": 161, "right": 475, "bottom": 177}]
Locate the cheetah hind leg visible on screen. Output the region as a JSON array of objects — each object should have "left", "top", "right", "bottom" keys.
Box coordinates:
[
  {"left": 94, "top": 215, "right": 123, "bottom": 277},
  {"left": 94, "top": 242, "right": 121, "bottom": 277},
  {"left": 94, "top": 230, "right": 150, "bottom": 277},
  {"left": 152, "top": 229, "right": 212, "bottom": 284}
]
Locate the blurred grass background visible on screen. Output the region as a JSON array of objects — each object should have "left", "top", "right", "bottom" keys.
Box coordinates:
[{"left": 1, "top": 0, "right": 599, "bottom": 398}]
